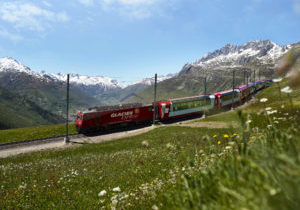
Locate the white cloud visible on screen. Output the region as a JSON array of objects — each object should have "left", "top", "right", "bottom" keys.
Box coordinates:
[
  {"left": 0, "top": 27, "right": 22, "bottom": 41},
  {"left": 78, "top": 0, "right": 94, "bottom": 6},
  {"left": 0, "top": 2, "right": 69, "bottom": 31}
]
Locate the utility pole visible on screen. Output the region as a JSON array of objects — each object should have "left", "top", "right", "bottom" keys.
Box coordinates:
[
  {"left": 244, "top": 69, "right": 246, "bottom": 84},
  {"left": 254, "top": 70, "right": 256, "bottom": 89},
  {"left": 246, "top": 71, "right": 249, "bottom": 102},
  {"left": 259, "top": 70, "right": 261, "bottom": 80},
  {"left": 202, "top": 77, "right": 207, "bottom": 118},
  {"left": 231, "top": 70, "right": 235, "bottom": 110},
  {"left": 204, "top": 77, "right": 207, "bottom": 95},
  {"left": 153, "top": 73, "right": 157, "bottom": 125},
  {"left": 65, "top": 74, "right": 70, "bottom": 143}
]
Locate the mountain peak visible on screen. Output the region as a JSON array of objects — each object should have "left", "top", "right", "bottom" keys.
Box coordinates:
[
  {"left": 191, "top": 40, "right": 291, "bottom": 68},
  {"left": 0, "top": 57, "right": 33, "bottom": 74}
]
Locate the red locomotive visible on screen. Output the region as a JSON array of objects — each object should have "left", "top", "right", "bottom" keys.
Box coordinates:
[{"left": 76, "top": 103, "right": 153, "bottom": 133}]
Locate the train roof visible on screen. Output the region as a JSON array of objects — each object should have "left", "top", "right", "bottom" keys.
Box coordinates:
[
  {"left": 215, "top": 88, "right": 239, "bottom": 95},
  {"left": 82, "top": 103, "right": 150, "bottom": 114}
]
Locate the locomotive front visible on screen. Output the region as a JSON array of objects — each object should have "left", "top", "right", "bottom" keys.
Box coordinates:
[{"left": 75, "top": 112, "right": 84, "bottom": 132}]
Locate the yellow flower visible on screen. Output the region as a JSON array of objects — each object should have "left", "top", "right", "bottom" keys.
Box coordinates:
[
  {"left": 213, "top": 134, "right": 217, "bottom": 138},
  {"left": 232, "top": 133, "right": 237, "bottom": 137},
  {"left": 224, "top": 134, "right": 229, "bottom": 138},
  {"left": 217, "top": 140, "right": 221, "bottom": 145}
]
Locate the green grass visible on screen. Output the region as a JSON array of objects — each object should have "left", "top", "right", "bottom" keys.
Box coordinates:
[
  {"left": 0, "top": 123, "right": 77, "bottom": 144},
  {"left": 0, "top": 80, "right": 299, "bottom": 209}
]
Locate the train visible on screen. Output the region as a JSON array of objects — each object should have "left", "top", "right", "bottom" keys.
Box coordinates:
[{"left": 75, "top": 79, "right": 272, "bottom": 133}]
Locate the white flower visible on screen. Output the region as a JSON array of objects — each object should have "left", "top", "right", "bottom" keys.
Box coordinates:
[
  {"left": 273, "top": 78, "right": 282, "bottom": 83},
  {"left": 260, "top": 98, "right": 268, "bottom": 103},
  {"left": 281, "top": 105, "right": 285, "bottom": 108},
  {"left": 98, "top": 190, "right": 107, "bottom": 197},
  {"left": 152, "top": 204, "right": 159, "bottom": 210},
  {"left": 246, "top": 120, "right": 252, "bottom": 124},
  {"left": 274, "top": 121, "right": 279, "bottom": 124},
  {"left": 265, "top": 107, "right": 272, "bottom": 111},
  {"left": 112, "top": 199, "right": 118, "bottom": 206},
  {"left": 141, "top": 140, "right": 149, "bottom": 147},
  {"left": 281, "top": 86, "right": 293, "bottom": 93},
  {"left": 267, "top": 110, "right": 277, "bottom": 115},
  {"left": 112, "top": 187, "right": 121, "bottom": 192},
  {"left": 225, "top": 146, "right": 232, "bottom": 150},
  {"left": 267, "top": 125, "right": 272, "bottom": 129}
]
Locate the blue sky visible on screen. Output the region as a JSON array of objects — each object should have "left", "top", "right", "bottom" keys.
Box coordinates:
[{"left": 0, "top": 0, "right": 299, "bottom": 84}]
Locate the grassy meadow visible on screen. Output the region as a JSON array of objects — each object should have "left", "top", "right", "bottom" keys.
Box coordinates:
[
  {"left": 0, "top": 123, "right": 77, "bottom": 144},
  {"left": 0, "top": 79, "right": 299, "bottom": 209}
]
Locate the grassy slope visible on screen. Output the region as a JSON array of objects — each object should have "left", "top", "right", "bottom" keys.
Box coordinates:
[
  {"left": 0, "top": 123, "right": 77, "bottom": 144},
  {"left": 0, "top": 86, "right": 65, "bottom": 130},
  {"left": 0, "top": 80, "right": 299, "bottom": 209}
]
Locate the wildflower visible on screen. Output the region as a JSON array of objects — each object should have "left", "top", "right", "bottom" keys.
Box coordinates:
[
  {"left": 260, "top": 98, "right": 268, "bottom": 103},
  {"left": 265, "top": 107, "right": 272, "bottom": 111},
  {"left": 225, "top": 146, "right": 232, "bottom": 150},
  {"left": 213, "top": 134, "right": 217, "bottom": 138},
  {"left": 223, "top": 134, "right": 229, "bottom": 138},
  {"left": 246, "top": 120, "right": 252, "bottom": 124},
  {"left": 152, "top": 204, "right": 159, "bottom": 210},
  {"left": 141, "top": 140, "right": 149, "bottom": 147},
  {"left": 281, "top": 105, "right": 285, "bottom": 108},
  {"left": 112, "top": 199, "right": 118, "bottom": 206},
  {"left": 281, "top": 86, "right": 293, "bottom": 93},
  {"left": 231, "top": 133, "right": 237, "bottom": 137},
  {"left": 217, "top": 140, "right": 221, "bottom": 145},
  {"left": 112, "top": 187, "right": 121, "bottom": 192},
  {"left": 267, "top": 125, "right": 272, "bottom": 129},
  {"left": 273, "top": 78, "right": 282, "bottom": 83},
  {"left": 228, "top": 142, "right": 235, "bottom": 145},
  {"left": 98, "top": 190, "right": 107, "bottom": 197}
]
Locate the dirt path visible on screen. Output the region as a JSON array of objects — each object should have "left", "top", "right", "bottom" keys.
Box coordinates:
[{"left": 173, "top": 121, "right": 235, "bottom": 128}]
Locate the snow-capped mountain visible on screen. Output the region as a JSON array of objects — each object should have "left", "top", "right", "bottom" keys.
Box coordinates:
[
  {"left": 180, "top": 40, "right": 291, "bottom": 75},
  {"left": 0, "top": 57, "right": 124, "bottom": 91}
]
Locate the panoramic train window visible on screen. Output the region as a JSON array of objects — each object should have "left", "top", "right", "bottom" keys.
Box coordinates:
[
  {"left": 173, "top": 98, "right": 211, "bottom": 111},
  {"left": 222, "top": 93, "right": 237, "bottom": 101}
]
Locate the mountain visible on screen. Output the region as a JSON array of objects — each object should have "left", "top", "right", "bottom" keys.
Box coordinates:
[
  {"left": 0, "top": 57, "right": 100, "bottom": 116},
  {"left": 127, "top": 40, "right": 294, "bottom": 104},
  {"left": 0, "top": 86, "right": 65, "bottom": 129}
]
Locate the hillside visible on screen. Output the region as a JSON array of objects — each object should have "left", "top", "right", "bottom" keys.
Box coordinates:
[
  {"left": 127, "top": 40, "right": 294, "bottom": 104},
  {"left": 0, "top": 86, "right": 65, "bottom": 129}
]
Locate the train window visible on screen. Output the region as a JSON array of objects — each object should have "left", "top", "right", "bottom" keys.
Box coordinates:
[{"left": 173, "top": 98, "right": 211, "bottom": 111}]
